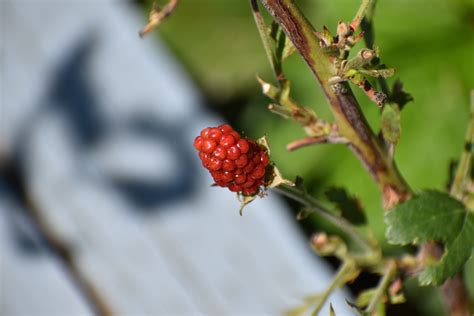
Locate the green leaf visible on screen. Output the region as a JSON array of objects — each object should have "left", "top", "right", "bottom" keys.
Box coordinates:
[
  {"left": 381, "top": 103, "right": 401, "bottom": 145},
  {"left": 385, "top": 190, "right": 474, "bottom": 285},
  {"left": 282, "top": 37, "right": 296, "bottom": 61},
  {"left": 269, "top": 22, "right": 295, "bottom": 64},
  {"left": 325, "top": 187, "right": 366, "bottom": 225}
]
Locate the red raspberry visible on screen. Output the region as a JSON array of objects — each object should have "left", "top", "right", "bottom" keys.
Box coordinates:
[
  {"left": 194, "top": 124, "right": 270, "bottom": 196},
  {"left": 226, "top": 146, "right": 240, "bottom": 160},
  {"left": 234, "top": 155, "right": 248, "bottom": 169},
  {"left": 213, "top": 146, "right": 227, "bottom": 160},
  {"left": 201, "top": 139, "right": 217, "bottom": 154},
  {"left": 208, "top": 157, "right": 222, "bottom": 171},
  {"left": 236, "top": 139, "right": 249, "bottom": 154},
  {"left": 221, "top": 171, "right": 234, "bottom": 184},
  {"left": 222, "top": 159, "right": 235, "bottom": 171},
  {"left": 208, "top": 128, "right": 222, "bottom": 142},
  {"left": 220, "top": 134, "right": 235, "bottom": 148}
]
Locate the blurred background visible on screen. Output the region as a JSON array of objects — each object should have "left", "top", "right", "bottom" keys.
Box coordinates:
[{"left": 1, "top": 0, "right": 474, "bottom": 315}]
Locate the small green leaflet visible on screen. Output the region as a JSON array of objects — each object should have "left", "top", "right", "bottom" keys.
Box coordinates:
[
  {"left": 385, "top": 190, "right": 474, "bottom": 285},
  {"left": 381, "top": 103, "right": 401, "bottom": 145}
]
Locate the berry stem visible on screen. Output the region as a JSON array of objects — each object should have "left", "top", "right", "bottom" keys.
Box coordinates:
[{"left": 273, "top": 184, "right": 379, "bottom": 264}]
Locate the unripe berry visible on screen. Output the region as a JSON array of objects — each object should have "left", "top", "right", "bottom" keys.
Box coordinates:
[{"left": 194, "top": 125, "right": 270, "bottom": 196}]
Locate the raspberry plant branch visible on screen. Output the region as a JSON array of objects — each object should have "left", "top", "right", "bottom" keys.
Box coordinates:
[
  {"left": 255, "top": 1, "right": 472, "bottom": 315},
  {"left": 258, "top": 0, "right": 410, "bottom": 208}
]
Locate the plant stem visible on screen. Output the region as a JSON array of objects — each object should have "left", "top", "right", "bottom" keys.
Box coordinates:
[
  {"left": 311, "top": 259, "right": 355, "bottom": 316},
  {"left": 351, "top": 0, "right": 375, "bottom": 30},
  {"left": 273, "top": 184, "right": 379, "bottom": 263},
  {"left": 450, "top": 90, "right": 474, "bottom": 200},
  {"left": 259, "top": 0, "right": 410, "bottom": 208},
  {"left": 365, "top": 260, "right": 396, "bottom": 314}
]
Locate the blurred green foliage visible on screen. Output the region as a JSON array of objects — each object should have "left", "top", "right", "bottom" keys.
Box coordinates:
[{"left": 148, "top": 0, "right": 474, "bottom": 313}]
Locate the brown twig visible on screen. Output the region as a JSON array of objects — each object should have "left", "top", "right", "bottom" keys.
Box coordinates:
[
  {"left": 3, "top": 160, "right": 114, "bottom": 316},
  {"left": 27, "top": 199, "right": 115, "bottom": 316},
  {"left": 139, "top": 0, "right": 178, "bottom": 38}
]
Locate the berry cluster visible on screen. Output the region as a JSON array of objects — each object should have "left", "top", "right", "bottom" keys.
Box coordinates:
[{"left": 194, "top": 124, "right": 270, "bottom": 195}]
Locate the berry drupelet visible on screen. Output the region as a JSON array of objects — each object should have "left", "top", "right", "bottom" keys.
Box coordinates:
[{"left": 194, "top": 124, "right": 270, "bottom": 195}]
